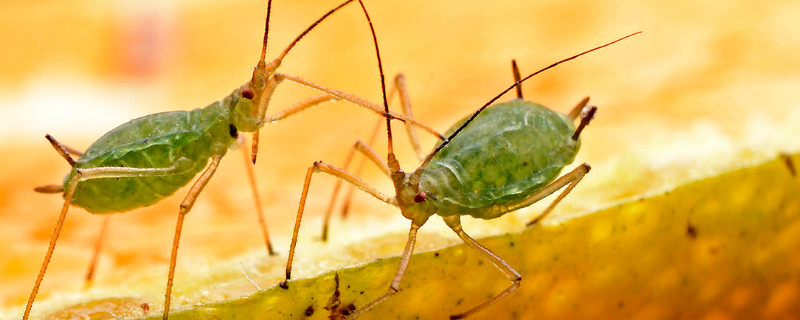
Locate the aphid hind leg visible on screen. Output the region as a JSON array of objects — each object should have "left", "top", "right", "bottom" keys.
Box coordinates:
[
  {"left": 25, "top": 141, "right": 201, "bottom": 320},
  {"left": 282, "top": 161, "right": 395, "bottom": 288},
  {"left": 322, "top": 139, "right": 390, "bottom": 241},
  {"left": 346, "top": 222, "right": 422, "bottom": 319},
  {"left": 443, "top": 215, "right": 521, "bottom": 320},
  {"left": 163, "top": 154, "right": 223, "bottom": 320},
  {"left": 84, "top": 215, "right": 110, "bottom": 284},
  {"left": 525, "top": 163, "right": 591, "bottom": 226},
  {"left": 240, "top": 137, "right": 276, "bottom": 256}
]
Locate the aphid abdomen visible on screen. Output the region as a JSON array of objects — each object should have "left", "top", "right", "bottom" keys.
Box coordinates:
[
  {"left": 421, "top": 99, "right": 579, "bottom": 219},
  {"left": 68, "top": 101, "right": 236, "bottom": 213}
]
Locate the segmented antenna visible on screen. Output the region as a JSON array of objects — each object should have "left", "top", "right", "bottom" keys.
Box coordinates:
[
  {"left": 252, "top": 0, "right": 357, "bottom": 164},
  {"left": 419, "top": 31, "right": 642, "bottom": 169},
  {"left": 278, "top": 0, "right": 357, "bottom": 61},
  {"left": 357, "top": 0, "right": 394, "bottom": 154},
  {"left": 260, "top": 0, "right": 273, "bottom": 62}
]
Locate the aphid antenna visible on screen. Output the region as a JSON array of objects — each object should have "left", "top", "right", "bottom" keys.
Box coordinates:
[
  {"left": 250, "top": 0, "right": 357, "bottom": 163},
  {"left": 275, "top": 0, "right": 356, "bottom": 61},
  {"left": 416, "top": 31, "right": 642, "bottom": 171},
  {"left": 356, "top": 0, "right": 396, "bottom": 159}
]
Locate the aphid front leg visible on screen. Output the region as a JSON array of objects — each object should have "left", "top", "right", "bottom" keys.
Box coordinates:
[
  {"left": 392, "top": 74, "right": 426, "bottom": 162},
  {"left": 524, "top": 163, "right": 591, "bottom": 226},
  {"left": 321, "top": 140, "right": 390, "bottom": 241},
  {"left": 163, "top": 154, "right": 223, "bottom": 320},
  {"left": 239, "top": 138, "right": 276, "bottom": 256},
  {"left": 282, "top": 161, "right": 395, "bottom": 288},
  {"left": 261, "top": 95, "right": 339, "bottom": 123},
  {"left": 345, "top": 222, "right": 423, "bottom": 319},
  {"left": 443, "top": 215, "right": 521, "bottom": 320},
  {"left": 325, "top": 73, "right": 435, "bottom": 239},
  {"left": 275, "top": 73, "right": 444, "bottom": 140}
]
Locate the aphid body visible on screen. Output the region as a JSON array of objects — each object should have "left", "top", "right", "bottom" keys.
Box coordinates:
[
  {"left": 280, "top": 5, "right": 637, "bottom": 317},
  {"left": 416, "top": 99, "right": 578, "bottom": 221},
  {"left": 68, "top": 89, "right": 252, "bottom": 213}
]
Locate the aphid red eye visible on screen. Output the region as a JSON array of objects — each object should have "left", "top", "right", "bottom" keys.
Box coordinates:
[
  {"left": 241, "top": 88, "right": 254, "bottom": 99},
  {"left": 413, "top": 191, "right": 427, "bottom": 203}
]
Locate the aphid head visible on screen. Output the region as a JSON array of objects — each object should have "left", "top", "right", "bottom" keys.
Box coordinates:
[
  {"left": 397, "top": 182, "right": 437, "bottom": 225},
  {"left": 232, "top": 0, "right": 357, "bottom": 163},
  {"left": 232, "top": 60, "right": 282, "bottom": 133}
]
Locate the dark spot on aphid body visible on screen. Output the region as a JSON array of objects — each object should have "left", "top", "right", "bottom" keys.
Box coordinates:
[
  {"left": 618, "top": 301, "right": 625, "bottom": 309},
  {"left": 305, "top": 305, "right": 314, "bottom": 316},
  {"left": 241, "top": 88, "right": 254, "bottom": 100},
  {"left": 686, "top": 223, "right": 697, "bottom": 239},
  {"left": 229, "top": 124, "right": 239, "bottom": 138},
  {"left": 434, "top": 252, "right": 440, "bottom": 257},
  {"left": 509, "top": 241, "right": 515, "bottom": 247}
]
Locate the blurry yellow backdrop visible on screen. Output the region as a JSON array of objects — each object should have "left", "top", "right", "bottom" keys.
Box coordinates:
[{"left": 1, "top": 0, "right": 799, "bottom": 318}]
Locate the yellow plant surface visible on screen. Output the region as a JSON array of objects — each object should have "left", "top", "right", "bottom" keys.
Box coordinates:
[
  {"left": 1, "top": 0, "right": 799, "bottom": 319},
  {"left": 40, "top": 153, "right": 800, "bottom": 320}
]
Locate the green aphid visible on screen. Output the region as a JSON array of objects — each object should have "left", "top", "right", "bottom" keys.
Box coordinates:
[
  {"left": 21, "top": 1, "right": 445, "bottom": 319},
  {"left": 280, "top": 5, "right": 638, "bottom": 318}
]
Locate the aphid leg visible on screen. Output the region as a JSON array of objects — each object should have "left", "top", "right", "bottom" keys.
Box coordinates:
[
  {"left": 443, "top": 215, "right": 521, "bottom": 320},
  {"left": 23, "top": 175, "right": 80, "bottom": 320},
  {"left": 253, "top": 94, "right": 338, "bottom": 163},
  {"left": 275, "top": 73, "right": 445, "bottom": 140},
  {"left": 84, "top": 215, "right": 110, "bottom": 284},
  {"left": 262, "top": 95, "right": 339, "bottom": 123},
  {"left": 567, "top": 97, "right": 591, "bottom": 120},
  {"left": 240, "top": 137, "right": 276, "bottom": 256},
  {"left": 336, "top": 74, "right": 436, "bottom": 221},
  {"left": 339, "top": 119, "right": 383, "bottom": 220},
  {"left": 346, "top": 222, "right": 422, "bottom": 319},
  {"left": 524, "top": 163, "right": 591, "bottom": 226},
  {"left": 281, "top": 161, "right": 395, "bottom": 289},
  {"left": 322, "top": 140, "right": 391, "bottom": 241},
  {"left": 321, "top": 140, "right": 389, "bottom": 241},
  {"left": 33, "top": 184, "right": 64, "bottom": 194},
  {"left": 25, "top": 136, "right": 199, "bottom": 319},
  {"left": 393, "top": 74, "right": 426, "bottom": 162},
  {"left": 163, "top": 154, "right": 223, "bottom": 320}
]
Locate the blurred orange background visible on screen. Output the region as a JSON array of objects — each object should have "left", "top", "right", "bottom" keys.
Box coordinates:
[{"left": 1, "top": 0, "right": 799, "bottom": 318}]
